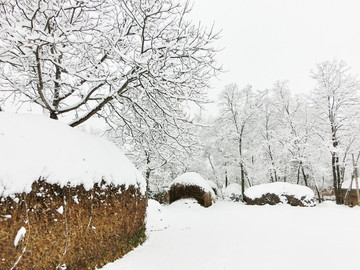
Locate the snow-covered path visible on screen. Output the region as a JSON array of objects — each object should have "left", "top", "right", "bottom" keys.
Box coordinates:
[{"left": 102, "top": 200, "right": 360, "bottom": 270}]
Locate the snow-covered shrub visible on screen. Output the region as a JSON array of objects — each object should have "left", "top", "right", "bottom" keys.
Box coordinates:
[
  {"left": 169, "top": 172, "right": 215, "bottom": 207},
  {"left": 223, "top": 183, "right": 242, "bottom": 202},
  {"left": 0, "top": 113, "right": 147, "bottom": 269},
  {"left": 244, "top": 182, "right": 316, "bottom": 207}
]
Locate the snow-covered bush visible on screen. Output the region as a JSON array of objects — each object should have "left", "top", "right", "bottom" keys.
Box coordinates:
[
  {"left": 169, "top": 172, "right": 215, "bottom": 207},
  {"left": 223, "top": 183, "right": 242, "bottom": 202},
  {"left": 0, "top": 113, "right": 147, "bottom": 269},
  {"left": 244, "top": 182, "right": 316, "bottom": 207}
]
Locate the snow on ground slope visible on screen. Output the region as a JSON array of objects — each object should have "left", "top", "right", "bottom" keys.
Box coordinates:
[
  {"left": 0, "top": 113, "right": 146, "bottom": 197},
  {"left": 102, "top": 200, "right": 360, "bottom": 270}
]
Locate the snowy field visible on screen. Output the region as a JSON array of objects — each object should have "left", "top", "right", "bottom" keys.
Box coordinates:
[{"left": 102, "top": 199, "right": 360, "bottom": 270}]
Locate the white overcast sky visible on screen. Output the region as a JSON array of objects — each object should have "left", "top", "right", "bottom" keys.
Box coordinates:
[{"left": 189, "top": 0, "right": 360, "bottom": 99}]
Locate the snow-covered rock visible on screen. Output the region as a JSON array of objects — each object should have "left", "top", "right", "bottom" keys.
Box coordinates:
[
  {"left": 223, "top": 183, "right": 242, "bottom": 202},
  {"left": 244, "top": 182, "right": 315, "bottom": 207},
  {"left": 0, "top": 113, "right": 146, "bottom": 197}
]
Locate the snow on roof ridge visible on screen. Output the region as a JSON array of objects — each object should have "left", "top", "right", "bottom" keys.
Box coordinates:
[{"left": 0, "top": 112, "right": 146, "bottom": 197}]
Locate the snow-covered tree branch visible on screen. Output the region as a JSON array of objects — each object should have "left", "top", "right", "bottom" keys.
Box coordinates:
[{"left": 0, "top": 0, "right": 221, "bottom": 127}]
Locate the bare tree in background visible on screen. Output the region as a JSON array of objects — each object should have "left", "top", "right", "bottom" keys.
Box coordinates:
[
  {"left": 310, "top": 59, "right": 360, "bottom": 204},
  {"left": 217, "top": 83, "right": 263, "bottom": 197},
  {"left": 0, "top": 0, "right": 220, "bottom": 127}
]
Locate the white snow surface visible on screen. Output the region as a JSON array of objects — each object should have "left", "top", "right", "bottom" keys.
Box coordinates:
[
  {"left": 14, "top": 226, "right": 26, "bottom": 247},
  {"left": 170, "top": 172, "right": 215, "bottom": 197},
  {"left": 341, "top": 180, "right": 360, "bottom": 190},
  {"left": 244, "top": 182, "right": 314, "bottom": 201},
  {"left": 101, "top": 200, "right": 360, "bottom": 270},
  {"left": 207, "top": 180, "right": 218, "bottom": 190},
  {"left": 223, "top": 183, "right": 242, "bottom": 197},
  {"left": 0, "top": 113, "right": 146, "bottom": 197},
  {"left": 146, "top": 199, "right": 168, "bottom": 232}
]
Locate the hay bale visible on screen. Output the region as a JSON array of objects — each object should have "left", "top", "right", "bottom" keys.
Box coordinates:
[
  {"left": 0, "top": 180, "right": 146, "bottom": 269},
  {"left": 168, "top": 172, "right": 215, "bottom": 207},
  {"left": 0, "top": 113, "right": 147, "bottom": 269},
  {"left": 244, "top": 182, "right": 316, "bottom": 207}
]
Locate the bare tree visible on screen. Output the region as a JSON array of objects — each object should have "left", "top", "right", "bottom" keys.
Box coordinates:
[
  {"left": 310, "top": 59, "right": 360, "bottom": 204},
  {"left": 0, "top": 0, "right": 220, "bottom": 126},
  {"left": 217, "top": 83, "right": 263, "bottom": 196}
]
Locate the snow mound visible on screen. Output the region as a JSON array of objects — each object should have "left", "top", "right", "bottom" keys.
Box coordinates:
[
  {"left": 168, "top": 198, "right": 202, "bottom": 209},
  {"left": 341, "top": 180, "right": 360, "bottom": 190},
  {"left": 223, "top": 183, "right": 241, "bottom": 198},
  {"left": 171, "top": 172, "right": 215, "bottom": 197},
  {"left": 223, "top": 183, "right": 242, "bottom": 201},
  {"left": 0, "top": 113, "right": 146, "bottom": 197},
  {"left": 146, "top": 199, "right": 168, "bottom": 232},
  {"left": 244, "top": 182, "right": 315, "bottom": 206}
]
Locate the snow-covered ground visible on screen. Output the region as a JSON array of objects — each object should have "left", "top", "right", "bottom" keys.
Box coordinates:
[{"left": 102, "top": 199, "right": 360, "bottom": 270}]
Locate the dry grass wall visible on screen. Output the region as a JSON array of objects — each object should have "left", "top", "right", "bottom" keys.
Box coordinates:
[
  {"left": 244, "top": 193, "right": 315, "bottom": 207},
  {"left": 0, "top": 179, "right": 147, "bottom": 269},
  {"left": 169, "top": 184, "right": 213, "bottom": 207}
]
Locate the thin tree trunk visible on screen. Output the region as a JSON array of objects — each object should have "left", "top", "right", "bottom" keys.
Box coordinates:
[
  {"left": 301, "top": 165, "right": 308, "bottom": 186},
  {"left": 145, "top": 151, "right": 151, "bottom": 196},
  {"left": 240, "top": 162, "right": 245, "bottom": 197}
]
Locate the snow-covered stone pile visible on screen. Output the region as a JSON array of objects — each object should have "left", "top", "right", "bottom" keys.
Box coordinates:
[
  {"left": 223, "top": 183, "right": 242, "bottom": 202},
  {"left": 0, "top": 113, "right": 147, "bottom": 269},
  {"left": 169, "top": 172, "right": 215, "bottom": 207},
  {"left": 244, "top": 182, "right": 316, "bottom": 207}
]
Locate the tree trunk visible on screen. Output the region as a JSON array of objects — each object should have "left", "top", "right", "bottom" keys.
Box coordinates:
[
  {"left": 332, "top": 154, "right": 342, "bottom": 204},
  {"left": 145, "top": 152, "right": 151, "bottom": 196},
  {"left": 301, "top": 164, "right": 308, "bottom": 186},
  {"left": 240, "top": 162, "right": 245, "bottom": 197},
  {"left": 225, "top": 169, "right": 228, "bottom": 188}
]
